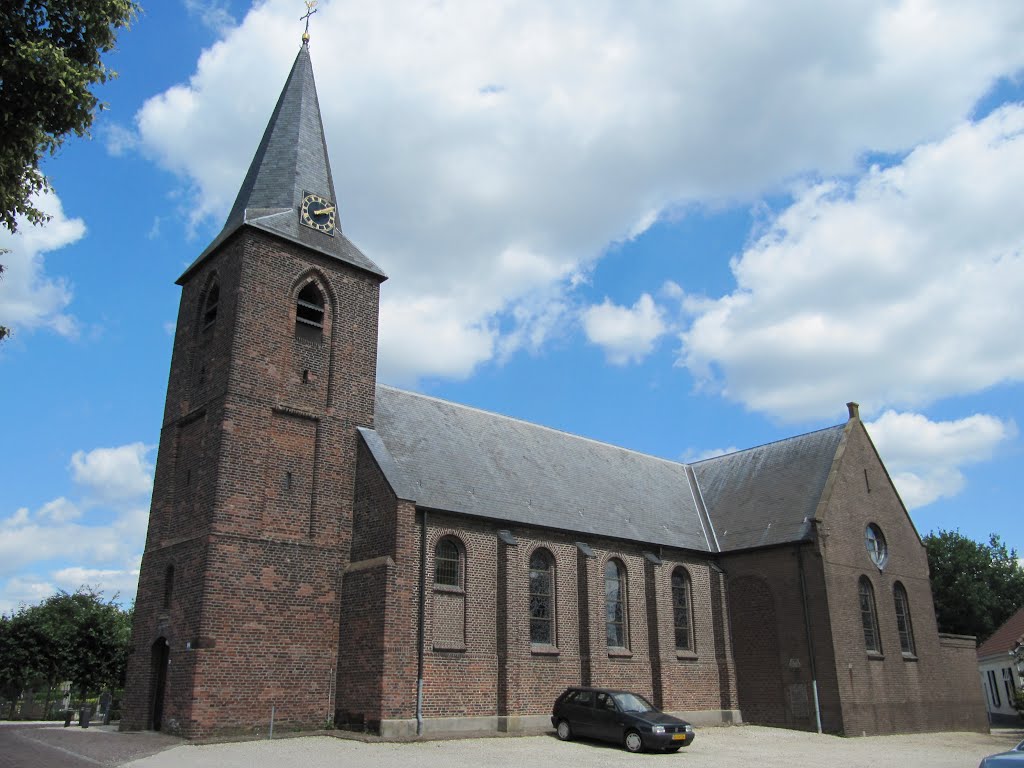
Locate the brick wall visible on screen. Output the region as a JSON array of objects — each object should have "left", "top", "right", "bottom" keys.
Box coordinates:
[
  {"left": 717, "top": 419, "right": 988, "bottom": 737},
  {"left": 817, "top": 420, "right": 987, "bottom": 735},
  {"left": 339, "top": 503, "right": 740, "bottom": 729},
  {"left": 335, "top": 437, "right": 417, "bottom": 729},
  {"left": 938, "top": 634, "right": 988, "bottom": 731},
  {"left": 125, "top": 221, "right": 986, "bottom": 740},
  {"left": 721, "top": 545, "right": 842, "bottom": 732},
  {"left": 123, "top": 227, "right": 383, "bottom": 738}
]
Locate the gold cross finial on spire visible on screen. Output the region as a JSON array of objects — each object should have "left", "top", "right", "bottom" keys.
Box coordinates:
[{"left": 300, "top": 0, "right": 318, "bottom": 43}]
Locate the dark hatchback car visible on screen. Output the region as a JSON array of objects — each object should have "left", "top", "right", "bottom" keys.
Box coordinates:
[{"left": 551, "top": 687, "right": 695, "bottom": 753}]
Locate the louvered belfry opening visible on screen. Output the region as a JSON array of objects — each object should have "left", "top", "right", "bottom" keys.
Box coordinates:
[{"left": 295, "top": 282, "right": 325, "bottom": 340}]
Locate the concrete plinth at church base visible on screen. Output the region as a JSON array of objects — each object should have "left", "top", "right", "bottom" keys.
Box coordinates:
[{"left": 373, "top": 709, "right": 742, "bottom": 740}]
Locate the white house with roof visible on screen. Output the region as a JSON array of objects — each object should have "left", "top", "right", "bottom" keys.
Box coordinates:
[{"left": 978, "top": 605, "right": 1024, "bottom": 724}]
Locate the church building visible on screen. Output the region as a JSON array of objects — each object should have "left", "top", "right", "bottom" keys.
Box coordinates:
[{"left": 122, "top": 38, "right": 987, "bottom": 740}]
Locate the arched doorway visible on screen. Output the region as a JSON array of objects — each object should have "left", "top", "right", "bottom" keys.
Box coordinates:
[
  {"left": 150, "top": 638, "right": 170, "bottom": 731},
  {"left": 728, "top": 576, "right": 786, "bottom": 726}
]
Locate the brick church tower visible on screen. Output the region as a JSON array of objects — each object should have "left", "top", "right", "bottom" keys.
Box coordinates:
[{"left": 122, "top": 38, "right": 386, "bottom": 737}]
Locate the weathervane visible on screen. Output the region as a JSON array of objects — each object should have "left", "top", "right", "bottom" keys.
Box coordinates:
[{"left": 300, "top": 0, "right": 318, "bottom": 43}]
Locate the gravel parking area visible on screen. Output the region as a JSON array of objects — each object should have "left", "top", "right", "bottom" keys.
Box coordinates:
[{"left": 124, "top": 726, "right": 1024, "bottom": 768}]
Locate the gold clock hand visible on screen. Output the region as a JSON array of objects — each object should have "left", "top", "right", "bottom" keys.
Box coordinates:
[{"left": 314, "top": 206, "right": 335, "bottom": 215}]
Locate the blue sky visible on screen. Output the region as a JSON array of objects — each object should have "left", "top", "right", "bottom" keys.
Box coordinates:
[{"left": 2, "top": 0, "right": 1023, "bottom": 613}]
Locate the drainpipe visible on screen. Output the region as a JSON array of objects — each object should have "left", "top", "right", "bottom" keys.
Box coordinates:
[
  {"left": 796, "top": 544, "right": 823, "bottom": 734},
  {"left": 416, "top": 509, "right": 428, "bottom": 736}
]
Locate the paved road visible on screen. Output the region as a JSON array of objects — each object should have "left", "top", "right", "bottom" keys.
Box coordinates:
[
  {"left": 2, "top": 721, "right": 1021, "bottom": 768},
  {"left": 0, "top": 722, "right": 180, "bottom": 768}
]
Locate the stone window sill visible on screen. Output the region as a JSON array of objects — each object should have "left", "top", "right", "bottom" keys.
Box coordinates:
[
  {"left": 433, "top": 644, "right": 467, "bottom": 653},
  {"left": 433, "top": 584, "right": 464, "bottom": 595},
  {"left": 531, "top": 644, "right": 560, "bottom": 656},
  {"left": 675, "top": 650, "right": 698, "bottom": 661},
  {"left": 866, "top": 651, "right": 885, "bottom": 661},
  {"left": 608, "top": 648, "right": 633, "bottom": 659},
  {"left": 901, "top": 652, "right": 918, "bottom": 662}
]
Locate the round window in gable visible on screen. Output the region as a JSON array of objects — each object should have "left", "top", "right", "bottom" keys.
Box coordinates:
[{"left": 865, "top": 524, "right": 888, "bottom": 568}]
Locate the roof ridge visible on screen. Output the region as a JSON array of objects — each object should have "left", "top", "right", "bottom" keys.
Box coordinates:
[
  {"left": 376, "top": 384, "right": 692, "bottom": 471},
  {"left": 691, "top": 422, "right": 846, "bottom": 465}
]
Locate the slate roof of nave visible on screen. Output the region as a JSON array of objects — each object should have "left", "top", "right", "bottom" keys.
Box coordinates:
[
  {"left": 362, "top": 385, "right": 848, "bottom": 554},
  {"left": 178, "top": 43, "right": 385, "bottom": 285},
  {"left": 691, "top": 425, "right": 846, "bottom": 551}
]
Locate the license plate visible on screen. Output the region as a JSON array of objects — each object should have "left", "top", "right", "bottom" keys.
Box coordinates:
[{"left": 672, "top": 733, "right": 688, "bottom": 741}]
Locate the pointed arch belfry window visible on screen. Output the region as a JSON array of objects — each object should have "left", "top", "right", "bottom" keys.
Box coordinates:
[{"left": 295, "top": 282, "right": 325, "bottom": 340}]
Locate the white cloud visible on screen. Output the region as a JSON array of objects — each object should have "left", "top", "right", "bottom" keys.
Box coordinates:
[
  {"left": 103, "top": 122, "right": 139, "bottom": 157},
  {"left": 0, "top": 577, "right": 57, "bottom": 615},
  {"left": 680, "top": 105, "right": 1024, "bottom": 422},
  {"left": 0, "top": 190, "right": 85, "bottom": 338},
  {"left": 866, "top": 410, "right": 1017, "bottom": 508},
  {"left": 0, "top": 441, "right": 154, "bottom": 611},
  {"left": 52, "top": 565, "right": 141, "bottom": 602},
  {"left": 184, "top": 0, "right": 236, "bottom": 32},
  {"left": 37, "top": 497, "right": 81, "bottom": 523},
  {"left": 0, "top": 565, "right": 141, "bottom": 615},
  {"left": 661, "top": 281, "right": 685, "bottom": 301},
  {"left": 582, "top": 293, "right": 667, "bottom": 365},
  {"left": 70, "top": 442, "right": 155, "bottom": 502},
  {"left": 0, "top": 502, "right": 149, "bottom": 579},
  {"left": 683, "top": 446, "right": 741, "bottom": 463},
  {"left": 378, "top": 295, "right": 497, "bottom": 383},
  {"left": 132, "top": 0, "right": 1024, "bottom": 382}
]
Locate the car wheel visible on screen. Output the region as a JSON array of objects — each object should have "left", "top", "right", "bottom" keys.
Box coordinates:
[
  {"left": 624, "top": 730, "right": 644, "bottom": 753},
  {"left": 556, "top": 719, "right": 572, "bottom": 741}
]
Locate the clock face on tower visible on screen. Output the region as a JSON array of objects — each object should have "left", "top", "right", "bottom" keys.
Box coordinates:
[{"left": 299, "top": 192, "right": 336, "bottom": 236}]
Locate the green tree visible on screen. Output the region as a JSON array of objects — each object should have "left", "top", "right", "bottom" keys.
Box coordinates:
[
  {"left": 34, "top": 589, "right": 132, "bottom": 699},
  {"left": 0, "top": 602, "right": 57, "bottom": 717},
  {"left": 0, "top": 614, "right": 33, "bottom": 717},
  {"left": 0, "top": 588, "right": 133, "bottom": 715},
  {"left": 924, "top": 529, "right": 1024, "bottom": 642},
  {"left": 0, "top": 0, "right": 139, "bottom": 232}
]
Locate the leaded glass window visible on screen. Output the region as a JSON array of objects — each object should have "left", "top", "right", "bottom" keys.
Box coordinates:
[
  {"left": 859, "top": 576, "right": 882, "bottom": 653},
  {"left": 435, "top": 538, "right": 461, "bottom": 587},
  {"left": 605, "top": 559, "right": 627, "bottom": 649},
  {"left": 672, "top": 567, "right": 693, "bottom": 651},
  {"left": 529, "top": 549, "right": 554, "bottom": 644},
  {"left": 893, "top": 582, "right": 916, "bottom": 656}
]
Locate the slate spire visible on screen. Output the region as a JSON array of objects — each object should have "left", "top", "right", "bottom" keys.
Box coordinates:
[{"left": 179, "top": 41, "right": 385, "bottom": 283}]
